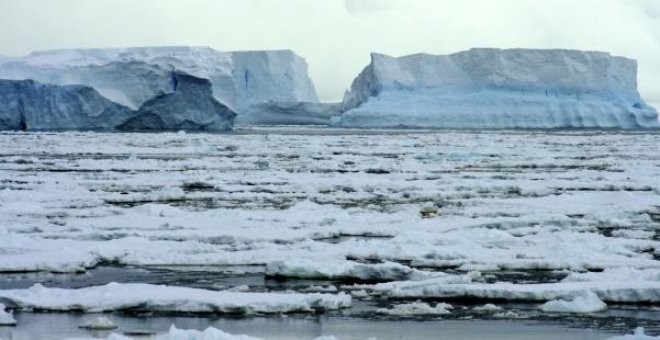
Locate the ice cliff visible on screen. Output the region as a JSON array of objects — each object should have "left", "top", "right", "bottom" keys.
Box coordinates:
[
  {"left": 0, "top": 72, "right": 236, "bottom": 131},
  {"left": 236, "top": 101, "right": 341, "bottom": 125},
  {"left": 0, "top": 79, "right": 133, "bottom": 130},
  {"left": 0, "top": 46, "right": 320, "bottom": 128},
  {"left": 337, "top": 48, "right": 659, "bottom": 128},
  {"left": 118, "top": 72, "right": 235, "bottom": 131}
]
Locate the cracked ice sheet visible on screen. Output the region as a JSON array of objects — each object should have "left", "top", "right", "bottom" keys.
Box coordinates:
[{"left": 0, "top": 129, "right": 659, "bottom": 287}]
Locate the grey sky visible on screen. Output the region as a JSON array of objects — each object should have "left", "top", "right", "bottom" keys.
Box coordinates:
[{"left": 0, "top": 0, "right": 658, "bottom": 106}]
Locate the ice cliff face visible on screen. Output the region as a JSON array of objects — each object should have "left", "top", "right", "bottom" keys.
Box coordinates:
[
  {"left": 0, "top": 73, "right": 235, "bottom": 131},
  {"left": 338, "top": 48, "right": 659, "bottom": 128},
  {"left": 118, "top": 72, "right": 235, "bottom": 131},
  {"left": 0, "top": 47, "right": 319, "bottom": 111},
  {"left": 0, "top": 79, "right": 133, "bottom": 131},
  {"left": 0, "top": 46, "right": 319, "bottom": 129},
  {"left": 236, "top": 101, "right": 341, "bottom": 125}
]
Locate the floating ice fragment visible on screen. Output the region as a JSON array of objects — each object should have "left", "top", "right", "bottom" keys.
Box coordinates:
[
  {"left": 79, "top": 316, "right": 117, "bottom": 330},
  {"left": 540, "top": 290, "right": 607, "bottom": 313}
]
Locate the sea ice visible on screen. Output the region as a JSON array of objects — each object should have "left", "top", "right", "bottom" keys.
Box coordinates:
[
  {"left": 0, "top": 283, "right": 351, "bottom": 314},
  {"left": 376, "top": 301, "right": 453, "bottom": 316},
  {"left": 540, "top": 290, "right": 607, "bottom": 313},
  {"left": 265, "top": 259, "right": 413, "bottom": 281},
  {"left": 79, "top": 316, "right": 118, "bottom": 330},
  {"left": 0, "top": 303, "right": 16, "bottom": 326}
]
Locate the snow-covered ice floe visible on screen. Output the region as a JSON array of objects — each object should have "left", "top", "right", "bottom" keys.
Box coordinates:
[
  {"left": 62, "top": 325, "right": 263, "bottom": 340},
  {"left": 0, "top": 283, "right": 350, "bottom": 314},
  {"left": 373, "top": 274, "right": 660, "bottom": 303},
  {"left": 540, "top": 290, "right": 607, "bottom": 313},
  {"left": 0, "top": 303, "right": 16, "bottom": 326},
  {"left": 265, "top": 259, "right": 414, "bottom": 281},
  {"left": 376, "top": 301, "right": 453, "bottom": 316},
  {"left": 337, "top": 48, "right": 659, "bottom": 128}
]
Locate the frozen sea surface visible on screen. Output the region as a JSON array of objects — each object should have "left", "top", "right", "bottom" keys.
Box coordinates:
[{"left": 0, "top": 127, "right": 659, "bottom": 338}]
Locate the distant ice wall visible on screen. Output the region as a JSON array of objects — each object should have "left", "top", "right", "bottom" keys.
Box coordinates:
[
  {"left": 0, "top": 47, "right": 319, "bottom": 112},
  {"left": 339, "top": 48, "right": 659, "bottom": 128}
]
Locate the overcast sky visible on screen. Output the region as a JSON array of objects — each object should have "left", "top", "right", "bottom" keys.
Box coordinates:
[{"left": 0, "top": 0, "right": 658, "bottom": 106}]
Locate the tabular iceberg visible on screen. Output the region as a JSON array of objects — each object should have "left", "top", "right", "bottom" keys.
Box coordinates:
[
  {"left": 337, "top": 48, "right": 659, "bottom": 128},
  {"left": 0, "top": 46, "right": 322, "bottom": 127},
  {"left": 0, "top": 47, "right": 318, "bottom": 110}
]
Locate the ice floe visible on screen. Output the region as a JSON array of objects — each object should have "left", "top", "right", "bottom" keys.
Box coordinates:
[
  {"left": 265, "top": 259, "right": 413, "bottom": 281},
  {"left": 540, "top": 290, "right": 607, "bottom": 313},
  {"left": 376, "top": 301, "right": 453, "bottom": 316},
  {"left": 0, "top": 283, "right": 350, "bottom": 314},
  {"left": 0, "top": 303, "right": 16, "bottom": 326}
]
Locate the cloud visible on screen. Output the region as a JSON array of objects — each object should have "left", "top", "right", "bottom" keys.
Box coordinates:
[{"left": 0, "top": 0, "right": 658, "bottom": 104}]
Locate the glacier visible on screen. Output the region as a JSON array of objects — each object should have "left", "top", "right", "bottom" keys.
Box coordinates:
[{"left": 336, "top": 48, "right": 660, "bottom": 128}]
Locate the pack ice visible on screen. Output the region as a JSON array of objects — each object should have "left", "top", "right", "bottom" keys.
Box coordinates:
[
  {"left": 337, "top": 48, "right": 659, "bottom": 128},
  {"left": 0, "top": 46, "right": 322, "bottom": 129}
]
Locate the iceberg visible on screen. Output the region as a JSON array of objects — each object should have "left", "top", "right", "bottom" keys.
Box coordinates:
[
  {"left": 236, "top": 101, "right": 341, "bottom": 125},
  {"left": 0, "top": 74, "right": 236, "bottom": 131},
  {"left": 0, "top": 79, "right": 133, "bottom": 131},
  {"left": 337, "top": 48, "right": 659, "bottom": 128},
  {"left": 0, "top": 46, "right": 319, "bottom": 113},
  {"left": 118, "top": 72, "right": 235, "bottom": 131}
]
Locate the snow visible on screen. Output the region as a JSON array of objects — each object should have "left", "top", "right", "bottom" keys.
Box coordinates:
[
  {"left": 0, "top": 303, "right": 16, "bottom": 326},
  {"left": 376, "top": 301, "right": 452, "bottom": 316},
  {"left": 539, "top": 290, "right": 607, "bottom": 313},
  {"left": 0, "top": 283, "right": 351, "bottom": 314},
  {"left": 265, "top": 259, "right": 414, "bottom": 281},
  {"left": 0, "top": 47, "right": 318, "bottom": 112},
  {"left": 338, "top": 48, "right": 659, "bottom": 128}
]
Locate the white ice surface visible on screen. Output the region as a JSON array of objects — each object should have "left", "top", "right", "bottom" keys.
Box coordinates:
[
  {"left": 376, "top": 301, "right": 453, "bottom": 316},
  {"left": 374, "top": 275, "right": 660, "bottom": 303},
  {"left": 0, "top": 283, "right": 350, "bottom": 314},
  {"left": 0, "top": 303, "right": 16, "bottom": 326},
  {"left": 265, "top": 259, "right": 414, "bottom": 281},
  {"left": 540, "top": 290, "right": 607, "bottom": 313}
]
